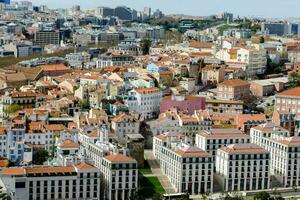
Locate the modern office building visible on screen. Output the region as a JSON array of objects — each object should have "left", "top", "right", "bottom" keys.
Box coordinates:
[
  {"left": 34, "top": 31, "right": 60, "bottom": 46},
  {"left": 114, "top": 6, "right": 137, "bottom": 21},
  {"left": 96, "top": 7, "right": 114, "bottom": 17},
  {"left": 0, "top": 0, "right": 10, "bottom": 5},
  {"left": 261, "top": 22, "right": 300, "bottom": 36}
]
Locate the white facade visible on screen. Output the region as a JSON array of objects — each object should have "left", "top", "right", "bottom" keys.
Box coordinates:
[
  {"left": 126, "top": 87, "right": 162, "bottom": 120},
  {"left": 153, "top": 132, "right": 213, "bottom": 194},
  {"left": 251, "top": 123, "right": 300, "bottom": 187},
  {"left": 101, "top": 154, "right": 138, "bottom": 200},
  {"left": 195, "top": 129, "right": 251, "bottom": 156},
  {"left": 215, "top": 143, "right": 270, "bottom": 192},
  {"left": 1, "top": 163, "right": 101, "bottom": 200}
]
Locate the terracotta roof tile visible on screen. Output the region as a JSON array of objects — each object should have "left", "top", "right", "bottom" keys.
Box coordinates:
[{"left": 104, "top": 154, "right": 136, "bottom": 163}]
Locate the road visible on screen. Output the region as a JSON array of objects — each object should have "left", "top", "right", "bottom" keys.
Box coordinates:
[{"left": 144, "top": 150, "right": 176, "bottom": 194}]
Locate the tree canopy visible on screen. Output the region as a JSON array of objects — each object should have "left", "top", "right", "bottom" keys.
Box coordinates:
[
  {"left": 32, "top": 148, "right": 49, "bottom": 165},
  {"left": 288, "top": 72, "right": 300, "bottom": 88},
  {"left": 141, "top": 37, "right": 152, "bottom": 55},
  {"left": 4, "top": 104, "right": 21, "bottom": 114}
]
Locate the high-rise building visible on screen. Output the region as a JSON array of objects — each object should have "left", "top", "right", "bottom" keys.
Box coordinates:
[
  {"left": 0, "top": 0, "right": 10, "bottom": 5},
  {"left": 96, "top": 6, "right": 114, "bottom": 17},
  {"left": 143, "top": 7, "right": 151, "bottom": 18},
  {"left": 114, "top": 6, "right": 137, "bottom": 21},
  {"left": 261, "top": 22, "right": 300, "bottom": 36},
  {"left": 34, "top": 31, "right": 60, "bottom": 47}
]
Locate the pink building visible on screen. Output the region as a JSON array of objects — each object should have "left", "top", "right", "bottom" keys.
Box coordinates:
[{"left": 160, "top": 95, "right": 206, "bottom": 115}]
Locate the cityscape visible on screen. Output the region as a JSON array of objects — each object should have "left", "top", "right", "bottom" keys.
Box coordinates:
[{"left": 0, "top": 0, "right": 299, "bottom": 200}]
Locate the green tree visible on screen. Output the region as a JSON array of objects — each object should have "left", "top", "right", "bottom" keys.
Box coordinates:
[
  {"left": 152, "top": 193, "right": 162, "bottom": 200},
  {"left": 79, "top": 100, "right": 90, "bottom": 109},
  {"left": 259, "top": 36, "right": 265, "bottom": 43},
  {"left": 4, "top": 104, "right": 21, "bottom": 114},
  {"left": 288, "top": 72, "right": 300, "bottom": 88},
  {"left": 32, "top": 148, "right": 49, "bottom": 165},
  {"left": 254, "top": 191, "right": 270, "bottom": 200},
  {"left": 141, "top": 37, "right": 152, "bottom": 55},
  {"left": 180, "top": 193, "right": 189, "bottom": 200},
  {"left": 129, "top": 190, "right": 144, "bottom": 200}
]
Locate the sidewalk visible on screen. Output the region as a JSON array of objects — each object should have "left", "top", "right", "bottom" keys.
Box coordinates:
[{"left": 144, "top": 149, "right": 176, "bottom": 194}]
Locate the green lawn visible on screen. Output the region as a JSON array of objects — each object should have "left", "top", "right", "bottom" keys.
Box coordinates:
[
  {"left": 138, "top": 160, "right": 152, "bottom": 175},
  {"left": 139, "top": 176, "right": 166, "bottom": 198}
]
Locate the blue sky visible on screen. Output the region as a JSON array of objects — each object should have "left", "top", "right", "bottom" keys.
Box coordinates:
[{"left": 25, "top": 0, "right": 300, "bottom": 18}]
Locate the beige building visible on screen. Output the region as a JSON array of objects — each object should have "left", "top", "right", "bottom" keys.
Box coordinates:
[
  {"left": 206, "top": 99, "right": 244, "bottom": 114},
  {"left": 275, "top": 87, "right": 300, "bottom": 115},
  {"left": 201, "top": 64, "right": 226, "bottom": 86},
  {"left": 217, "top": 79, "right": 250, "bottom": 100}
]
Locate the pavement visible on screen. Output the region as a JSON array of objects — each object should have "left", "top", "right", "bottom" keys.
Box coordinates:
[{"left": 144, "top": 149, "right": 176, "bottom": 194}]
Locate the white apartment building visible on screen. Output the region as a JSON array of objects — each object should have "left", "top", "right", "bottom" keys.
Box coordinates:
[
  {"left": 262, "top": 137, "right": 300, "bottom": 187},
  {"left": 215, "top": 143, "right": 270, "bottom": 192},
  {"left": 111, "top": 113, "right": 140, "bottom": 144},
  {"left": 251, "top": 123, "right": 300, "bottom": 187},
  {"left": 250, "top": 122, "right": 290, "bottom": 147},
  {"left": 153, "top": 132, "right": 213, "bottom": 194},
  {"left": 195, "top": 129, "right": 251, "bottom": 156},
  {"left": 101, "top": 154, "right": 138, "bottom": 200},
  {"left": 126, "top": 87, "right": 162, "bottom": 120},
  {"left": 96, "top": 54, "right": 134, "bottom": 69},
  {"left": 0, "top": 163, "right": 101, "bottom": 200},
  {"left": 56, "top": 139, "right": 81, "bottom": 166},
  {"left": 79, "top": 127, "right": 138, "bottom": 200},
  {"left": 216, "top": 46, "right": 267, "bottom": 76}
]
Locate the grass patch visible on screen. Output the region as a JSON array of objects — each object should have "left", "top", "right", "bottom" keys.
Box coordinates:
[
  {"left": 138, "top": 160, "right": 152, "bottom": 174},
  {"left": 139, "top": 176, "right": 165, "bottom": 198}
]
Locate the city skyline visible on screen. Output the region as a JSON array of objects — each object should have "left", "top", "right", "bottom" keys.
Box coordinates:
[{"left": 23, "top": 0, "right": 300, "bottom": 18}]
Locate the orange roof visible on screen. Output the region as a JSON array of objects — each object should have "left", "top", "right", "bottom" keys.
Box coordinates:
[
  {"left": 104, "top": 154, "right": 136, "bottom": 163},
  {"left": 252, "top": 122, "right": 288, "bottom": 132},
  {"left": 236, "top": 114, "right": 266, "bottom": 128},
  {"left": 279, "top": 137, "right": 300, "bottom": 147},
  {"left": 175, "top": 146, "right": 211, "bottom": 158},
  {"left": 41, "top": 64, "right": 70, "bottom": 72},
  {"left": 11, "top": 91, "right": 36, "bottom": 98},
  {"left": 44, "top": 124, "right": 65, "bottom": 131},
  {"left": 135, "top": 87, "right": 160, "bottom": 94},
  {"left": 276, "top": 87, "right": 300, "bottom": 98},
  {"left": 197, "top": 132, "right": 250, "bottom": 139},
  {"left": 2, "top": 168, "right": 25, "bottom": 176},
  {"left": 189, "top": 52, "right": 212, "bottom": 57},
  {"left": 0, "top": 126, "right": 7, "bottom": 135},
  {"left": 0, "top": 159, "right": 8, "bottom": 167},
  {"left": 219, "top": 143, "right": 269, "bottom": 155},
  {"left": 219, "top": 79, "right": 249, "bottom": 87},
  {"left": 25, "top": 166, "right": 75, "bottom": 174},
  {"left": 189, "top": 40, "right": 213, "bottom": 49},
  {"left": 59, "top": 139, "right": 80, "bottom": 149},
  {"left": 75, "top": 162, "right": 97, "bottom": 170}
]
